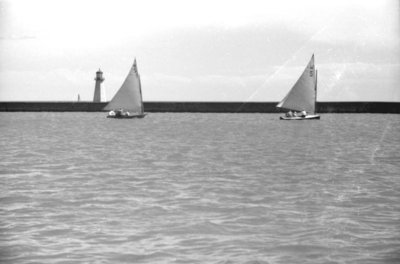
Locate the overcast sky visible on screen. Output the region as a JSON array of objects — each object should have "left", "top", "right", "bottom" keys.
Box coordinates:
[{"left": 0, "top": 0, "right": 399, "bottom": 102}]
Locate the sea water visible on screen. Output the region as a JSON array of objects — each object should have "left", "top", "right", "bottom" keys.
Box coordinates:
[{"left": 0, "top": 112, "right": 399, "bottom": 264}]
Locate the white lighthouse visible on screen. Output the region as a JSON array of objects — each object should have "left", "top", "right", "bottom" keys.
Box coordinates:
[{"left": 93, "top": 69, "right": 105, "bottom": 102}]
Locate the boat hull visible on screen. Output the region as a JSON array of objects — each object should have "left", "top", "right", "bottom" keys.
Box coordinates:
[
  {"left": 107, "top": 113, "right": 147, "bottom": 119},
  {"left": 280, "top": 115, "right": 320, "bottom": 120}
]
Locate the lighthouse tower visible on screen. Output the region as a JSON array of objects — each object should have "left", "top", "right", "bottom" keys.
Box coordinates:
[{"left": 93, "top": 69, "right": 105, "bottom": 102}]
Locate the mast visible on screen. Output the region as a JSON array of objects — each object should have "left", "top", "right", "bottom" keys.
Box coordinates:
[
  {"left": 134, "top": 58, "right": 144, "bottom": 114},
  {"left": 314, "top": 70, "right": 318, "bottom": 114},
  {"left": 315, "top": 69, "right": 318, "bottom": 114},
  {"left": 138, "top": 72, "right": 144, "bottom": 114}
]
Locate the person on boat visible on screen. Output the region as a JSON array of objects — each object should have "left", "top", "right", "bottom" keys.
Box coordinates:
[
  {"left": 293, "top": 111, "right": 298, "bottom": 117},
  {"left": 301, "top": 110, "right": 307, "bottom": 117},
  {"left": 115, "top": 108, "right": 123, "bottom": 117},
  {"left": 286, "top": 110, "right": 293, "bottom": 117}
]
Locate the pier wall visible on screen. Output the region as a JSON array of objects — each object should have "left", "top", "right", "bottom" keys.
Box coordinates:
[
  {"left": 0, "top": 101, "right": 399, "bottom": 113},
  {"left": 0, "top": 102, "right": 107, "bottom": 112}
]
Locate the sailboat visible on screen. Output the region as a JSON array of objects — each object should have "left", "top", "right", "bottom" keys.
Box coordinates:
[
  {"left": 104, "top": 59, "right": 146, "bottom": 119},
  {"left": 277, "top": 54, "right": 320, "bottom": 120}
]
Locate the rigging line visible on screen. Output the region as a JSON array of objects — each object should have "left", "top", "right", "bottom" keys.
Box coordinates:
[{"left": 234, "top": 22, "right": 331, "bottom": 113}]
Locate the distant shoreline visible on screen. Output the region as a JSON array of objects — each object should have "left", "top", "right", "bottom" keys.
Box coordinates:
[{"left": 0, "top": 101, "right": 399, "bottom": 113}]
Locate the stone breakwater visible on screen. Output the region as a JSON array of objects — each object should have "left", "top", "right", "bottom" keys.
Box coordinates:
[{"left": 0, "top": 101, "right": 399, "bottom": 113}]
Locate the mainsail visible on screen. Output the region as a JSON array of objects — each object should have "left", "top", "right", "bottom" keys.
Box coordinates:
[
  {"left": 104, "top": 59, "right": 144, "bottom": 114},
  {"left": 277, "top": 55, "right": 317, "bottom": 113}
]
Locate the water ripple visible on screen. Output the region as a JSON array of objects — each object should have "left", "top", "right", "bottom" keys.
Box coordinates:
[{"left": 1, "top": 113, "right": 400, "bottom": 263}]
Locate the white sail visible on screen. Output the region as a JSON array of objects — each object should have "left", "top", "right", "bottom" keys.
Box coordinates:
[
  {"left": 277, "top": 55, "right": 316, "bottom": 113},
  {"left": 104, "top": 59, "right": 144, "bottom": 114}
]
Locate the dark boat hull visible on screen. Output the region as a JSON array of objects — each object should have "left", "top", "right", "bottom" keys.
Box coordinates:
[
  {"left": 280, "top": 115, "right": 320, "bottom": 120},
  {"left": 107, "top": 113, "right": 147, "bottom": 119}
]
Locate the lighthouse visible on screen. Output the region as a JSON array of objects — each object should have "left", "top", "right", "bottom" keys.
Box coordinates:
[{"left": 93, "top": 69, "right": 105, "bottom": 102}]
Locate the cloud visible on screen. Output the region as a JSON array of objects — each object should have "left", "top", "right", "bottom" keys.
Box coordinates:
[
  {"left": 1, "top": 61, "right": 398, "bottom": 102},
  {"left": 0, "top": 69, "right": 96, "bottom": 101},
  {"left": 317, "top": 63, "right": 400, "bottom": 101},
  {"left": 310, "top": 2, "right": 400, "bottom": 49},
  {"left": 0, "top": 0, "right": 399, "bottom": 102},
  {"left": 142, "top": 73, "right": 268, "bottom": 101}
]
